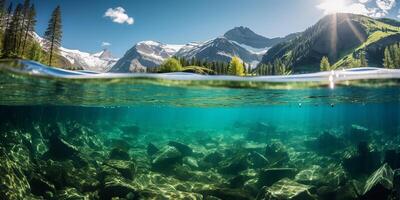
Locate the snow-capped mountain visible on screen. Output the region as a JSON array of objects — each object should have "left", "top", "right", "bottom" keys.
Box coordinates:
[
  {"left": 110, "top": 27, "right": 297, "bottom": 73},
  {"left": 109, "top": 41, "right": 183, "bottom": 73},
  {"left": 175, "top": 37, "right": 262, "bottom": 67},
  {"left": 59, "top": 48, "right": 118, "bottom": 72},
  {"left": 32, "top": 32, "right": 118, "bottom": 72}
]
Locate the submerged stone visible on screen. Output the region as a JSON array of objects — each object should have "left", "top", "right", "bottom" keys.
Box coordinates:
[
  {"left": 29, "top": 174, "right": 56, "bottom": 197},
  {"left": 219, "top": 155, "right": 250, "bottom": 175},
  {"left": 362, "top": 163, "right": 394, "bottom": 200},
  {"left": 249, "top": 151, "right": 269, "bottom": 169},
  {"left": 146, "top": 143, "right": 159, "bottom": 156},
  {"left": 295, "top": 165, "right": 324, "bottom": 185},
  {"left": 264, "top": 143, "right": 290, "bottom": 167},
  {"left": 343, "top": 142, "right": 381, "bottom": 176},
  {"left": 200, "top": 188, "right": 254, "bottom": 200},
  {"left": 151, "top": 146, "right": 183, "bottom": 170},
  {"left": 256, "top": 178, "right": 316, "bottom": 200},
  {"left": 109, "top": 147, "right": 130, "bottom": 161},
  {"left": 104, "top": 159, "right": 136, "bottom": 180},
  {"left": 305, "top": 132, "right": 346, "bottom": 155},
  {"left": 384, "top": 149, "right": 400, "bottom": 169},
  {"left": 168, "top": 141, "right": 193, "bottom": 156},
  {"left": 257, "top": 168, "right": 297, "bottom": 188},
  {"left": 100, "top": 176, "right": 138, "bottom": 200},
  {"left": 183, "top": 156, "right": 199, "bottom": 169},
  {"left": 55, "top": 188, "right": 90, "bottom": 200},
  {"left": 48, "top": 133, "right": 79, "bottom": 160}
]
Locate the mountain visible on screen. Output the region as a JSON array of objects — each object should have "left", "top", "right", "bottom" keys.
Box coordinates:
[
  {"left": 109, "top": 41, "right": 183, "bottom": 73},
  {"left": 110, "top": 27, "right": 295, "bottom": 73},
  {"left": 259, "top": 13, "right": 400, "bottom": 73},
  {"left": 224, "top": 26, "right": 298, "bottom": 49},
  {"left": 32, "top": 33, "right": 118, "bottom": 72},
  {"left": 175, "top": 37, "right": 263, "bottom": 67}
]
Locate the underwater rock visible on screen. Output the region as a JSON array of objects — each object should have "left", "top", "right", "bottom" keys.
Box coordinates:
[
  {"left": 168, "top": 141, "right": 193, "bottom": 156},
  {"left": 151, "top": 146, "right": 183, "bottom": 170},
  {"left": 295, "top": 165, "right": 324, "bottom": 186},
  {"left": 384, "top": 149, "right": 400, "bottom": 169},
  {"left": 343, "top": 124, "right": 371, "bottom": 144},
  {"left": 249, "top": 151, "right": 269, "bottom": 169},
  {"left": 183, "top": 156, "right": 199, "bottom": 169},
  {"left": 55, "top": 187, "right": 90, "bottom": 200},
  {"left": 109, "top": 147, "right": 131, "bottom": 161},
  {"left": 48, "top": 133, "right": 79, "bottom": 160},
  {"left": 304, "top": 132, "right": 346, "bottom": 155},
  {"left": 104, "top": 159, "right": 136, "bottom": 180},
  {"left": 342, "top": 142, "right": 381, "bottom": 176},
  {"left": 146, "top": 143, "right": 159, "bottom": 156},
  {"left": 0, "top": 150, "right": 32, "bottom": 200},
  {"left": 203, "top": 151, "right": 224, "bottom": 163},
  {"left": 100, "top": 176, "right": 138, "bottom": 200},
  {"left": 219, "top": 155, "right": 250, "bottom": 175},
  {"left": 199, "top": 188, "right": 254, "bottom": 200},
  {"left": 256, "top": 178, "right": 316, "bottom": 200},
  {"left": 257, "top": 168, "right": 297, "bottom": 188},
  {"left": 264, "top": 143, "right": 290, "bottom": 167},
  {"left": 361, "top": 163, "right": 394, "bottom": 200},
  {"left": 29, "top": 174, "right": 56, "bottom": 197},
  {"left": 331, "top": 180, "right": 362, "bottom": 200},
  {"left": 394, "top": 169, "right": 400, "bottom": 199}
]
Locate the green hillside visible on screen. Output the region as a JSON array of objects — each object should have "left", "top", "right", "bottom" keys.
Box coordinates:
[{"left": 259, "top": 13, "right": 400, "bottom": 73}]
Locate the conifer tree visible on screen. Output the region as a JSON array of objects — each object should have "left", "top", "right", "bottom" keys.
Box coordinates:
[
  {"left": 3, "top": 3, "right": 23, "bottom": 57},
  {"left": 360, "top": 51, "right": 367, "bottom": 67},
  {"left": 17, "top": 0, "right": 30, "bottom": 51},
  {"left": 28, "top": 41, "right": 41, "bottom": 61},
  {"left": 320, "top": 56, "right": 331, "bottom": 71},
  {"left": 0, "top": 0, "right": 6, "bottom": 30},
  {"left": 44, "top": 6, "right": 62, "bottom": 66},
  {"left": 383, "top": 47, "right": 394, "bottom": 69},
  {"left": 21, "top": 4, "right": 36, "bottom": 54}
]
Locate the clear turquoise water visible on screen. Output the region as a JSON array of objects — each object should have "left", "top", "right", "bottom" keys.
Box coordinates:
[{"left": 1, "top": 60, "right": 400, "bottom": 199}]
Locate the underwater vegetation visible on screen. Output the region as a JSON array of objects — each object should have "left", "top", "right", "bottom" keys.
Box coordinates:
[{"left": 0, "top": 105, "right": 399, "bottom": 200}]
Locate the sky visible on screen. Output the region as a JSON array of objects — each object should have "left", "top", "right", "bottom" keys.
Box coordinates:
[{"left": 11, "top": 0, "right": 400, "bottom": 57}]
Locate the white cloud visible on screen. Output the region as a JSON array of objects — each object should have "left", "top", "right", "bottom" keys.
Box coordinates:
[
  {"left": 104, "top": 7, "right": 134, "bottom": 25},
  {"left": 376, "top": 0, "right": 396, "bottom": 12},
  {"left": 317, "top": 0, "right": 397, "bottom": 18},
  {"left": 102, "top": 42, "right": 111, "bottom": 47}
]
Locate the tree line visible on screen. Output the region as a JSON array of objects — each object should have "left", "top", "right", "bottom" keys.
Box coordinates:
[
  {"left": 383, "top": 43, "right": 400, "bottom": 69},
  {"left": 256, "top": 58, "right": 292, "bottom": 75},
  {"left": 0, "top": 0, "right": 62, "bottom": 67}
]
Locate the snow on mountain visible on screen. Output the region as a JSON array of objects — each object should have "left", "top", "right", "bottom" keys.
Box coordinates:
[
  {"left": 109, "top": 41, "right": 184, "bottom": 73},
  {"left": 32, "top": 32, "right": 118, "bottom": 72},
  {"left": 110, "top": 27, "right": 297, "bottom": 73}
]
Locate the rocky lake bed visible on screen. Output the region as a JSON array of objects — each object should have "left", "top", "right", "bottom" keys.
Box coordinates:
[{"left": 0, "top": 120, "right": 399, "bottom": 200}]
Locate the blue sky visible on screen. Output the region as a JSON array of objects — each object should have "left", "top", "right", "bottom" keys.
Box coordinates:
[{"left": 12, "top": 0, "right": 400, "bottom": 57}]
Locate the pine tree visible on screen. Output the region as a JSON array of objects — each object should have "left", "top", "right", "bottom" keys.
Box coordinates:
[
  {"left": 28, "top": 41, "right": 41, "bottom": 61},
  {"left": 3, "top": 3, "right": 23, "bottom": 58},
  {"left": 44, "top": 6, "right": 62, "bottom": 66},
  {"left": 17, "top": 0, "right": 30, "bottom": 52},
  {"left": 21, "top": 4, "right": 36, "bottom": 55},
  {"left": 0, "top": 0, "right": 6, "bottom": 30},
  {"left": 320, "top": 56, "right": 331, "bottom": 71},
  {"left": 383, "top": 47, "right": 394, "bottom": 69},
  {"left": 360, "top": 51, "right": 368, "bottom": 67}
]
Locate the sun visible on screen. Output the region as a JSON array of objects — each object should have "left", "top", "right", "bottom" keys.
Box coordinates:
[{"left": 318, "top": 0, "right": 347, "bottom": 14}]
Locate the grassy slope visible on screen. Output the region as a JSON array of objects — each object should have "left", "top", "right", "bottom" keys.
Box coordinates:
[{"left": 332, "top": 18, "right": 400, "bottom": 68}]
